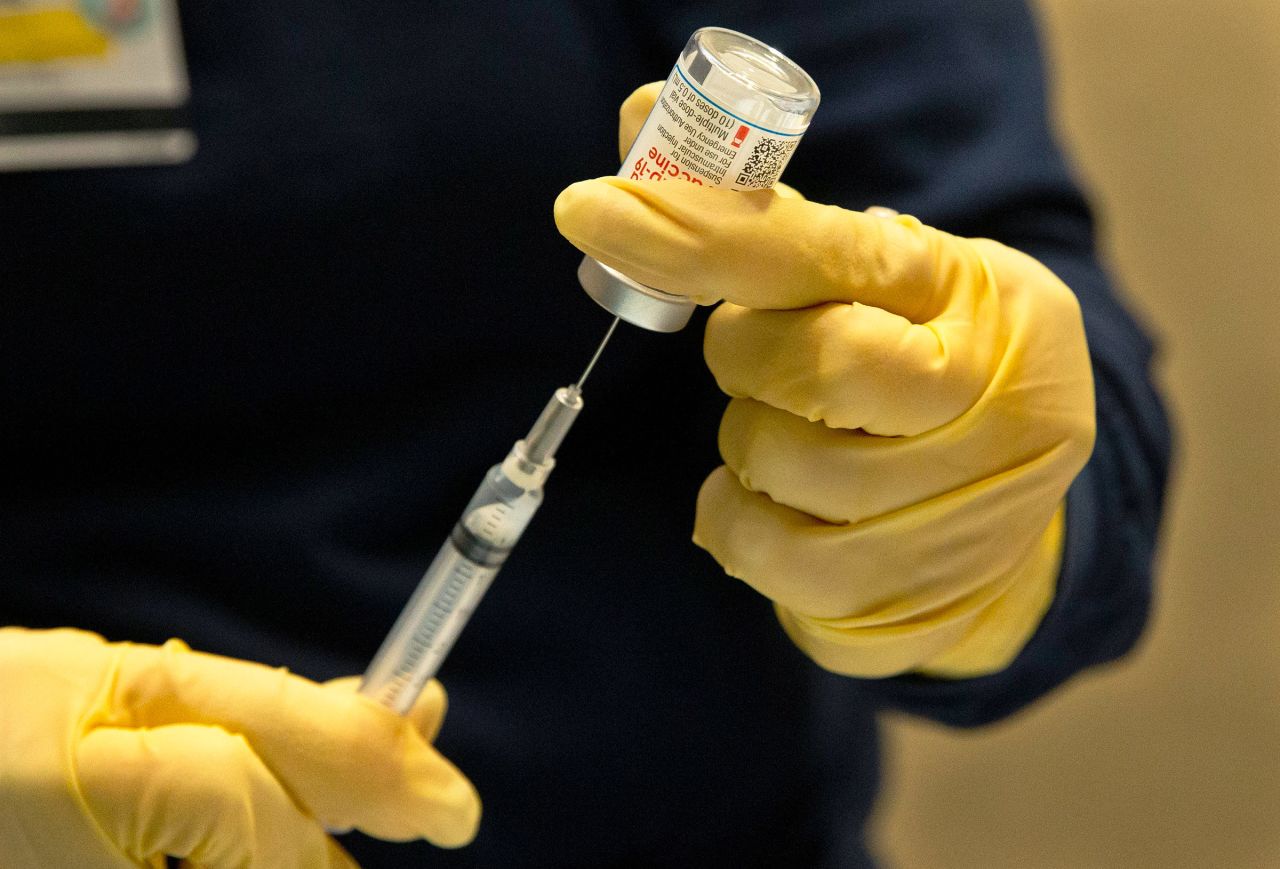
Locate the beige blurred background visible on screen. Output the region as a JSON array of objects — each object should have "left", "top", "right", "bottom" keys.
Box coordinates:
[{"left": 872, "top": 2, "right": 1280, "bottom": 867}]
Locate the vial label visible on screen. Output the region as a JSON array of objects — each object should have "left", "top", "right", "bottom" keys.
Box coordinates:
[{"left": 620, "top": 61, "right": 804, "bottom": 191}]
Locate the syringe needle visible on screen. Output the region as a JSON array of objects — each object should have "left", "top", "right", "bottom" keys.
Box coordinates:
[{"left": 575, "top": 315, "right": 620, "bottom": 391}]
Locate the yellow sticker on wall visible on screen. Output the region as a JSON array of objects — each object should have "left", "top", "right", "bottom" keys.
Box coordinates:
[{"left": 0, "top": 8, "right": 110, "bottom": 64}]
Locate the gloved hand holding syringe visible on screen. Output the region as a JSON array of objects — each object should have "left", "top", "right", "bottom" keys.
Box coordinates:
[{"left": 360, "top": 26, "right": 819, "bottom": 713}]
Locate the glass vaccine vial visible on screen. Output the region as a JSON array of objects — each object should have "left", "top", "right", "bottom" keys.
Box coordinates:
[{"left": 577, "top": 27, "right": 821, "bottom": 332}]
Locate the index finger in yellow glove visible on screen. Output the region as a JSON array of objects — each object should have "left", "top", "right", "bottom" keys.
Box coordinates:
[
  {"left": 554, "top": 158, "right": 1094, "bottom": 678},
  {"left": 556, "top": 180, "right": 1000, "bottom": 435},
  {"left": 0, "top": 627, "right": 479, "bottom": 869}
]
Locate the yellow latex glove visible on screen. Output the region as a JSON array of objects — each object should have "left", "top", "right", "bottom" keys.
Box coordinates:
[
  {"left": 0, "top": 627, "right": 480, "bottom": 868},
  {"left": 554, "top": 84, "right": 1095, "bottom": 679}
]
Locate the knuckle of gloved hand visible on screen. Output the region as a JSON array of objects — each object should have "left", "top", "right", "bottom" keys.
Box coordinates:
[
  {"left": 715, "top": 399, "right": 759, "bottom": 478},
  {"left": 80, "top": 725, "right": 262, "bottom": 852},
  {"left": 116, "top": 643, "right": 184, "bottom": 706},
  {"left": 716, "top": 399, "right": 817, "bottom": 505},
  {"left": 696, "top": 469, "right": 814, "bottom": 598},
  {"left": 976, "top": 236, "right": 1085, "bottom": 316},
  {"left": 705, "top": 305, "right": 839, "bottom": 416},
  {"left": 551, "top": 181, "right": 594, "bottom": 239},
  {"left": 171, "top": 728, "right": 262, "bottom": 828},
  {"left": 702, "top": 305, "right": 757, "bottom": 396}
]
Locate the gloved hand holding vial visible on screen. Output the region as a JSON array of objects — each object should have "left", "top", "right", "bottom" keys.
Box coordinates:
[{"left": 556, "top": 69, "right": 1096, "bottom": 679}]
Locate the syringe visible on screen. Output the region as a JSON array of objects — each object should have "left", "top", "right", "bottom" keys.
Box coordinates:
[{"left": 359, "top": 318, "right": 619, "bottom": 714}]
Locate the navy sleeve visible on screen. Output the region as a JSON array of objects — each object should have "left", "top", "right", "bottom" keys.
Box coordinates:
[{"left": 656, "top": 0, "right": 1173, "bottom": 725}]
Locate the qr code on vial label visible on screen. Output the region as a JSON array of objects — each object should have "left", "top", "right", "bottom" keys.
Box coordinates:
[{"left": 736, "top": 136, "right": 797, "bottom": 188}]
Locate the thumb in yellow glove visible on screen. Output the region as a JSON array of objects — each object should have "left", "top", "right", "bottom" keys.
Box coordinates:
[
  {"left": 0, "top": 627, "right": 480, "bottom": 868},
  {"left": 554, "top": 85, "right": 1095, "bottom": 679}
]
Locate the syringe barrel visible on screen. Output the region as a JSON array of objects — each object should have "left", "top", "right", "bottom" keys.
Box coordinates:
[
  {"left": 359, "top": 462, "right": 543, "bottom": 714},
  {"left": 359, "top": 383, "right": 587, "bottom": 715},
  {"left": 359, "top": 536, "right": 500, "bottom": 715},
  {"left": 578, "top": 27, "right": 820, "bottom": 332}
]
